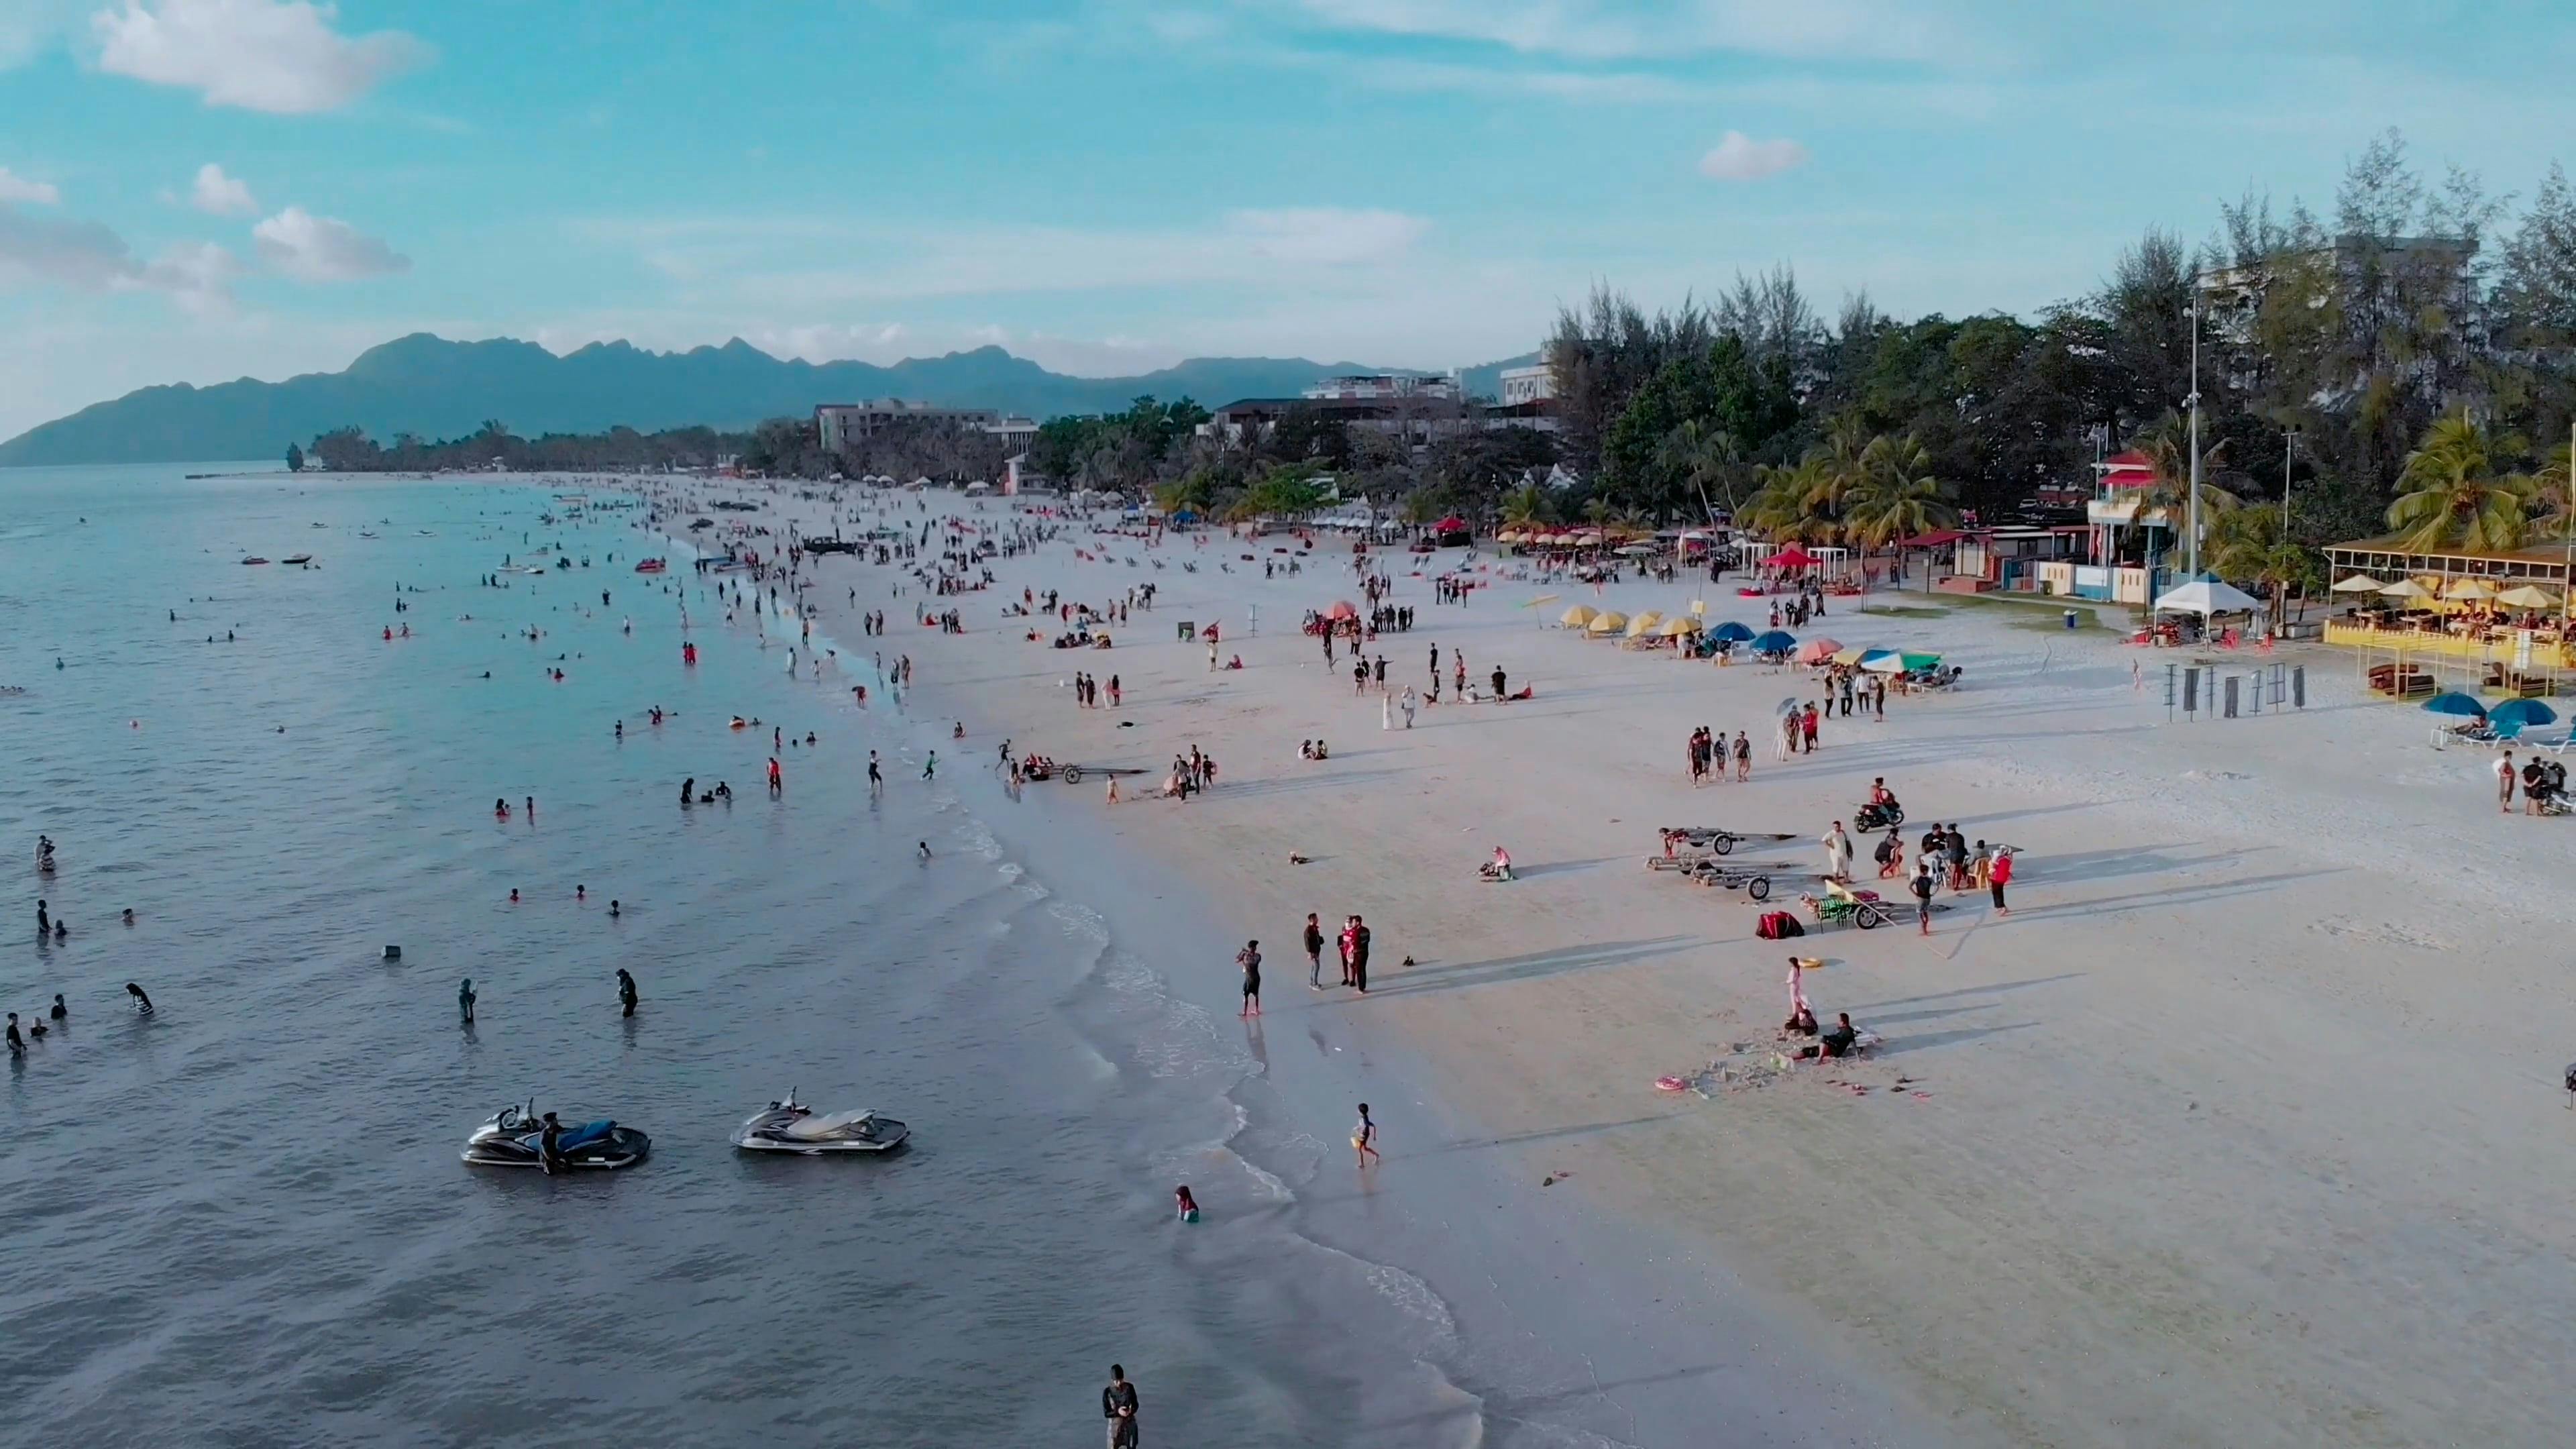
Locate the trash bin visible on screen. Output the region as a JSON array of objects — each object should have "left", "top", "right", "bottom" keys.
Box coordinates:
[
  {"left": 1177, "top": 620, "right": 1195, "bottom": 641},
  {"left": 2063, "top": 610, "right": 2080, "bottom": 631}
]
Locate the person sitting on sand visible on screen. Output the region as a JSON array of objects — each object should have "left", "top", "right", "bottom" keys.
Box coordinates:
[
  {"left": 1479, "top": 846, "right": 1513, "bottom": 882},
  {"left": 1782, "top": 1004, "right": 1819, "bottom": 1036},
  {"left": 1820, "top": 1012, "right": 1860, "bottom": 1057}
]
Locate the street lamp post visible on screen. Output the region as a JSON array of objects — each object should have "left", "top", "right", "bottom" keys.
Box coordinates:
[{"left": 2186, "top": 294, "right": 2202, "bottom": 583}]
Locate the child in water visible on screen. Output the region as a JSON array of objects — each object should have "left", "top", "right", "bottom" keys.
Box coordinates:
[{"left": 1174, "top": 1185, "right": 1200, "bottom": 1224}]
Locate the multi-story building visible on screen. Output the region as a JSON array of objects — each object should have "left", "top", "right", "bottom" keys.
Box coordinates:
[
  {"left": 1498, "top": 365, "right": 1555, "bottom": 407},
  {"left": 814, "top": 399, "right": 1002, "bottom": 453},
  {"left": 1300, "top": 374, "right": 1460, "bottom": 402}
]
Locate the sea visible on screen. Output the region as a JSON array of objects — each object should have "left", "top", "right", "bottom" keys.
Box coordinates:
[{"left": 0, "top": 464, "right": 1504, "bottom": 1449}]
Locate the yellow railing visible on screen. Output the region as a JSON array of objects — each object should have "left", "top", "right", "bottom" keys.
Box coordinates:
[{"left": 2322, "top": 621, "right": 2576, "bottom": 669}]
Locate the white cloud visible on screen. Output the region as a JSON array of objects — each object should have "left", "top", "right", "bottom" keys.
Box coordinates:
[
  {"left": 93, "top": 0, "right": 431, "bottom": 114},
  {"left": 189, "top": 162, "right": 258, "bottom": 216},
  {"left": 1699, "top": 131, "right": 1810, "bottom": 181},
  {"left": 0, "top": 0, "right": 87, "bottom": 68},
  {"left": 0, "top": 168, "right": 61, "bottom": 205},
  {"left": 0, "top": 199, "right": 237, "bottom": 314},
  {"left": 1283, "top": 0, "right": 1956, "bottom": 65},
  {"left": 142, "top": 239, "right": 241, "bottom": 313},
  {"left": 252, "top": 205, "right": 409, "bottom": 280}
]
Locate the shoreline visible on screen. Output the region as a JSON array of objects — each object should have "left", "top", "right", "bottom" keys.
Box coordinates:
[{"left": 664, "top": 478, "right": 2576, "bottom": 1446}]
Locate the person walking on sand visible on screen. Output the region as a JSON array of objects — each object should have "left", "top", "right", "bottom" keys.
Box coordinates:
[
  {"left": 1102, "top": 1365, "right": 1140, "bottom": 1449},
  {"left": 1911, "top": 858, "right": 1937, "bottom": 935},
  {"left": 1801, "top": 702, "right": 1821, "bottom": 753},
  {"left": 1237, "top": 940, "right": 1262, "bottom": 1017},
  {"left": 1399, "top": 686, "right": 1417, "bottom": 729},
  {"left": 2499, "top": 749, "right": 2520, "bottom": 814},
  {"left": 1988, "top": 846, "right": 2013, "bottom": 916},
  {"left": 1352, "top": 1103, "right": 1381, "bottom": 1167},
  {"left": 1733, "top": 730, "right": 1751, "bottom": 782},
  {"left": 1821, "top": 820, "right": 1851, "bottom": 881},
  {"left": 1304, "top": 912, "right": 1326, "bottom": 990}
]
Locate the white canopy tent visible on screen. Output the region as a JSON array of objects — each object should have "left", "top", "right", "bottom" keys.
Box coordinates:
[{"left": 2153, "top": 579, "right": 2263, "bottom": 614}]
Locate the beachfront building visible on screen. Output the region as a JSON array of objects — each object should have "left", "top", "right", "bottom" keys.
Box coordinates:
[
  {"left": 1301, "top": 374, "right": 1460, "bottom": 402},
  {"left": 2316, "top": 534, "right": 2576, "bottom": 691},
  {"left": 814, "top": 399, "right": 1003, "bottom": 452},
  {"left": 1499, "top": 365, "right": 1554, "bottom": 407}
]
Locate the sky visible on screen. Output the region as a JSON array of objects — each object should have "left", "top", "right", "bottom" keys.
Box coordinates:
[{"left": 3, "top": 0, "right": 2575, "bottom": 438}]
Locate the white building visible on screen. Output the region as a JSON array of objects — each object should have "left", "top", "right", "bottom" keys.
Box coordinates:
[
  {"left": 815, "top": 399, "right": 1002, "bottom": 452},
  {"left": 1499, "top": 364, "right": 1555, "bottom": 407}
]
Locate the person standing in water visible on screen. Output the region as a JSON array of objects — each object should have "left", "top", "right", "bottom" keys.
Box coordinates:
[
  {"left": 922, "top": 751, "right": 937, "bottom": 781},
  {"left": 1352, "top": 1103, "right": 1381, "bottom": 1167},
  {"left": 125, "top": 982, "right": 153, "bottom": 1014},
  {"left": 867, "top": 751, "right": 883, "bottom": 790},
  {"left": 615, "top": 968, "right": 638, "bottom": 1017},
  {"left": 458, "top": 978, "right": 476, "bottom": 1023},
  {"left": 1101, "top": 1366, "right": 1140, "bottom": 1448},
  {"left": 1236, "top": 940, "right": 1262, "bottom": 1018}
]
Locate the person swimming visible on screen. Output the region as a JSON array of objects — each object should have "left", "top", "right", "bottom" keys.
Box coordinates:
[
  {"left": 680, "top": 776, "right": 695, "bottom": 805},
  {"left": 49, "top": 994, "right": 65, "bottom": 1021},
  {"left": 125, "top": 983, "right": 153, "bottom": 1014},
  {"left": 508, "top": 888, "right": 520, "bottom": 904},
  {"left": 576, "top": 884, "right": 586, "bottom": 901},
  {"left": 52, "top": 919, "right": 64, "bottom": 941},
  {"left": 5, "top": 1013, "right": 19, "bottom": 1054},
  {"left": 616, "top": 968, "right": 639, "bottom": 1017},
  {"left": 917, "top": 840, "right": 932, "bottom": 860},
  {"left": 36, "top": 899, "right": 47, "bottom": 937},
  {"left": 608, "top": 900, "right": 621, "bottom": 918},
  {"left": 494, "top": 798, "right": 511, "bottom": 820},
  {"left": 1174, "top": 1185, "right": 1200, "bottom": 1223},
  {"left": 120, "top": 908, "right": 134, "bottom": 926}
]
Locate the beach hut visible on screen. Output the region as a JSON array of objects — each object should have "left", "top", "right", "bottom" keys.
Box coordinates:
[
  {"left": 1587, "top": 611, "right": 1629, "bottom": 635},
  {"left": 1795, "top": 638, "right": 1842, "bottom": 665},
  {"left": 1559, "top": 604, "right": 1597, "bottom": 629}
]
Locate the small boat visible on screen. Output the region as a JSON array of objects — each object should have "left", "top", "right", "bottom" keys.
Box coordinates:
[
  {"left": 416, "top": 529, "right": 436, "bottom": 537},
  {"left": 461, "top": 1102, "right": 651, "bottom": 1171},
  {"left": 241, "top": 555, "right": 269, "bottom": 565},
  {"left": 731, "top": 1093, "right": 909, "bottom": 1155},
  {"left": 634, "top": 558, "right": 667, "bottom": 574},
  {"left": 282, "top": 553, "right": 314, "bottom": 565},
  {"left": 311, "top": 522, "right": 327, "bottom": 529},
  {"left": 358, "top": 531, "right": 378, "bottom": 539}
]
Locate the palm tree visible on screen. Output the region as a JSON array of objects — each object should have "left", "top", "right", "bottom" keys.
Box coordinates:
[
  {"left": 1743, "top": 458, "right": 1842, "bottom": 543},
  {"left": 2207, "top": 507, "right": 2323, "bottom": 626},
  {"left": 2385, "top": 410, "right": 2534, "bottom": 553},
  {"left": 1842, "top": 434, "right": 1958, "bottom": 553},
  {"left": 1499, "top": 482, "right": 1551, "bottom": 531},
  {"left": 2129, "top": 413, "right": 2240, "bottom": 567},
  {"left": 1656, "top": 419, "right": 1743, "bottom": 519}
]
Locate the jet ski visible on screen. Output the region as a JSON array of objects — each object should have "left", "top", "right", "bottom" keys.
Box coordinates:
[
  {"left": 460, "top": 1102, "right": 651, "bottom": 1170},
  {"left": 731, "top": 1092, "right": 908, "bottom": 1154}
]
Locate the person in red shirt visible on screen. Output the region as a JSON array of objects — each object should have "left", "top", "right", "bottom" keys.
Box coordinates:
[{"left": 1988, "top": 848, "right": 2013, "bottom": 916}]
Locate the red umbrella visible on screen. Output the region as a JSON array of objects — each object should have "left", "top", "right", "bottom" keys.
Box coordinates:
[
  {"left": 1769, "top": 545, "right": 1821, "bottom": 568},
  {"left": 1328, "top": 600, "right": 1359, "bottom": 621},
  {"left": 1434, "top": 515, "right": 1468, "bottom": 533}
]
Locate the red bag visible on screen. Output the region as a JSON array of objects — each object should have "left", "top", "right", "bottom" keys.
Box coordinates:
[{"left": 1756, "top": 911, "right": 1803, "bottom": 940}]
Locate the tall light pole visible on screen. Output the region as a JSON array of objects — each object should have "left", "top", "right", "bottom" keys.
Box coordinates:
[
  {"left": 2185, "top": 294, "right": 2203, "bottom": 582},
  {"left": 2283, "top": 427, "right": 2298, "bottom": 533}
]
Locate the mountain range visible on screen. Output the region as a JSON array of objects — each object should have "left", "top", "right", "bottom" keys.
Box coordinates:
[{"left": 0, "top": 335, "right": 1540, "bottom": 468}]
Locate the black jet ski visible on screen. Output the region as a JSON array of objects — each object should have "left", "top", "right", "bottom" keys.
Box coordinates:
[{"left": 460, "top": 1102, "right": 651, "bottom": 1171}]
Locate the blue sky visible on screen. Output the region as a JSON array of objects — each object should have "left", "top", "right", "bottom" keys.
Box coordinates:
[{"left": 3, "top": 0, "right": 2574, "bottom": 437}]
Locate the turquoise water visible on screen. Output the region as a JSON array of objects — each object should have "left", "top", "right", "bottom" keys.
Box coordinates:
[{"left": 0, "top": 466, "right": 1468, "bottom": 1446}]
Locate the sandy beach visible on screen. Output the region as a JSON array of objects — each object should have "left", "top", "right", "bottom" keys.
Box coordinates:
[{"left": 675, "top": 481, "right": 2576, "bottom": 1447}]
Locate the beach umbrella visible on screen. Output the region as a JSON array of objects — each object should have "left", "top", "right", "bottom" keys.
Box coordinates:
[
  {"left": 1774, "top": 696, "right": 1802, "bottom": 715},
  {"left": 2330, "top": 573, "right": 2385, "bottom": 594},
  {"left": 1328, "top": 600, "right": 1359, "bottom": 621},
  {"left": 1710, "top": 621, "right": 1756, "bottom": 643},
  {"left": 1768, "top": 545, "right": 1821, "bottom": 569},
  {"left": 2443, "top": 578, "right": 2498, "bottom": 601},
  {"left": 1752, "top": 629, "right": 1797, "bottom": 653},
  {"left": 2420, "top": 691, "right": 2486, "bottom": 718},
  {"left": 2377, "top": 578, "right": 2435, "bottom": 600},
  {"left": 1523, "top": 593, "right": 1560, "bottom": 608},
  {"left": 1856, "top": 649, "right": 1903, "bottom": 672},
  {"left": 2496, "top": 584, "right": 2561, "bottom": 609},
  {"left": 1625, "top": 610, "right": 1664, "bottom": 637},
  {"left": 1831, "top": 646, "right": 1871, "bottom": 666},
  {"left": 1559, "top": 604, "right": 1597, "bottom": 628},
  {"left": 1615, "top": 543, "right": 1656, "bottom": 557},
  {"left": 2492, "top": 698, "right": 2558, "bottom": 728},
  {"left": 1587, "top": 610, "right": 1628, "bottom": 635},
  {"left": 1795, "top": 637, "right": 1843, "bottom": 663},
  {"left": 1659, "top": 615, "right": 1700, "bottom": 637}
]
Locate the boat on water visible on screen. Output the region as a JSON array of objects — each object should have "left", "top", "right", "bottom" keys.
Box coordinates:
[
  {"left": 634, "top": 558, "right": 667, "bottom": 574},
  {"left": 282, "top": 553, "right": 314, "bottom": 565},
  {"left": 241, "top": 555, "right": 269, "bottom": 565},
  {"left": 731, "top": 1094, "right": 908, "bottom": 1155},
  {"left": 460, "top": 1102, "right": 651, "bottom": 1171},
  {"left": 358, "top": 531, "right": 378, "bottom": 539}
]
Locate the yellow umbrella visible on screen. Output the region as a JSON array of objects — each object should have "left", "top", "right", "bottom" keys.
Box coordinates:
[
  {"left": 1660, "top": 615, "right": 1700, "bottom": 637},
  {"left": 2496, "top": 584, "right": 2561, "bottom": 609},
  {"left": 2443, "top": 578, "right": 2497, "bottom": 600},
  {"left": 2378, "top": 578, "right": 2434, "bottom": 600},
  {"left": 1559, "top": 604, "right": 1597, "bottom": 628},
  {"left": 1523, "top": 592, "right": 1562, "bottom": 608},
  {"left": 1831, "top": 646, "right": 1870, "bottom": 665},
  {"left": 1587, "top": 610, "right": 1628, "bottom": 635},
  {"left": 1626, "top": 609, "right": 1664, "bottom": 637}
]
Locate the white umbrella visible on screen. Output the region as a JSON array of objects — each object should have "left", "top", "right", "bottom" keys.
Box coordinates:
[
  {"left": 2154, "top": 579, "right": 2262, "bottom": 614},
  {"left": 2330, "top": 573, "right": 2384, "bottom": 594}
]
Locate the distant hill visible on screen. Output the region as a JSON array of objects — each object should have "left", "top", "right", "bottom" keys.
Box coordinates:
[{"left": 0, "top": 335, "right": 1529, "bottom": 468}]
